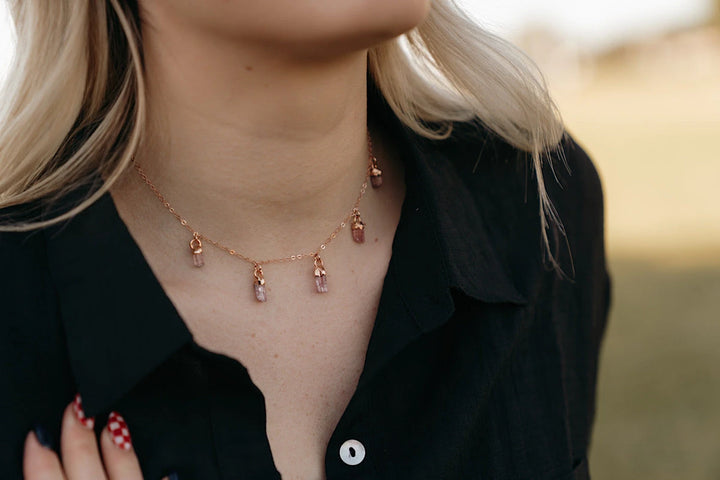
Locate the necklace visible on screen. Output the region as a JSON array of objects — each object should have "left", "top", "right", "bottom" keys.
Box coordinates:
[{"left": 132, "top": 132, "right": 383, "bottom": 303}]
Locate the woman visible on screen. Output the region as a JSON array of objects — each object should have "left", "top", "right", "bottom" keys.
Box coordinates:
[{"left": 0, "top": 0, "right": 611, "bottom": 479}]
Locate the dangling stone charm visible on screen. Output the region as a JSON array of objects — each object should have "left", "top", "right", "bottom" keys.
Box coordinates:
[
  {"left": 253, "top": 263, "right": 267, "bottom": 302},
  {"left": 313, "top": 255, "right": 328, "bottom": 293},
  {"left": 190, "top": 232, "right": 204, "bottom": 267},
  {"left": 369, "top": 156, "right": 383, "bottom": 188},
  {"left": 350, "top": 208, "right": 365, "bottom": 243}
]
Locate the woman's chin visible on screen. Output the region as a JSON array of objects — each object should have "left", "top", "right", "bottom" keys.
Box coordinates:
[{"left": 141, "top": 0, "right": 431, "bottom": 57}]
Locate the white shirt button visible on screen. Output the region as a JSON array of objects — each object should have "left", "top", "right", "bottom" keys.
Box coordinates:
[{"left": 339, "top": 439, "right": 366, "bottom": 466}]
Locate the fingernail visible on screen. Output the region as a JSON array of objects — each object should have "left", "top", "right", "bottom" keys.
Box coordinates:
[
  {"left": 72, "top": 393, "right": 95, "bottom": 429},
  {"left": 107, "top": 411, "right": 132, "bottom": 451},
  {"left": 32, "top": 424, "right": 53, "bottom": 449},
  {"left": 167, "top": 473, "right": 180, "bottom": 480}
]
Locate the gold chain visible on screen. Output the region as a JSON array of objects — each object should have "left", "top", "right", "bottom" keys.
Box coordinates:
[{"left": 132, "top": 133, "right": 376, "bottom": 267}]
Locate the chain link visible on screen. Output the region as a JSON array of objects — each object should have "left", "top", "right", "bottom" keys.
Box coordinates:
[{"left": 133, "top": 132, "right": 375, "bottom": 267}]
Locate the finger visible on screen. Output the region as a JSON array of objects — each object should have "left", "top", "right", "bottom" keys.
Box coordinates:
[
  {"left": 100, "top": 412, "right": 143, "bottom": 480},
  {"left": 60, "top": 395, "right": 108, "bottom": 480},
  {"left": 23, "top": 428, "right": 65, "bottom": 480}
]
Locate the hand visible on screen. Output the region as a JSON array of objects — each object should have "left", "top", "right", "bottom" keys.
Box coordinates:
[{"left": 23, "top": 395, "right": 176, "bottom": 480}]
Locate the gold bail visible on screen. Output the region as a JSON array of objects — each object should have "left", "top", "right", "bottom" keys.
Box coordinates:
[{"left": 253, "top": 263, "right": 265, "bottom": 284}]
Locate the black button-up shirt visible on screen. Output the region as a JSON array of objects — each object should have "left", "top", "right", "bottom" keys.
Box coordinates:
[{"left": 1, "top": 84, "right": 611, "bottom": 480}]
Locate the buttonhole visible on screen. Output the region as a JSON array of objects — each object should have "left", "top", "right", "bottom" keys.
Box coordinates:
[{"left": 349, "top": 447, "right": 356, "bottom": 457}]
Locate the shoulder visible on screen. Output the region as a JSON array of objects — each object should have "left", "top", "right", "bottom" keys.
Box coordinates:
[
  {"left": 0, "top": 203, "right": 49, "bottom": 269},
  {"left": 434, "top": 122, "right": 609, "bottom": 289},
  {"left": 0, "top": 185, "right": 90, "bottom": 279},
  {"left": 432, "top": 122, "right": 606, "bottom": 240},
  {"left": 0, "top": 225, "right": 48, "bottom": 281},
  {"left": 543, "top": 133, "right": 608, "bottom": 278},
  {"left": 546, "top": 133, "right": 606, "bottom": 223},
  {"left": 443, "top": 122, "right": 606, "bottom": 240},
  {"left": 445, "top": 121, "right": 603, "bottom": 201}
]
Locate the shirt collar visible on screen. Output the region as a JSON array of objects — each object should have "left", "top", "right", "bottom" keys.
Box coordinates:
[
  {"left": 42, "top": 81, "right": 529, "bottom": 417},
  {"left": 399, "top": 129, "right": 528, "bottom": 305},
  {"left": 367, "top": 82, "right": 529, "bottom": 310},
  {"left": 43, "top": 188, "right": 193, "bottom": 417},
  {"left": 351, "top": 86, "right": 531, "bottom": 389}
]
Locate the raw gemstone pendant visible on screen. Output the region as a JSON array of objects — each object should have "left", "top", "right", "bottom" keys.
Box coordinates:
[
  {"left": 253, "top": 264, "right": 267, "bottom": 302},
  {"left": 370, "top": 156, "right": 383, "bottom": 188},
  {"left": 370, "top": 167, "right": 383, "bottom": 188},
  {"left": 313, "top": 255, "right": 328, "bottom": 293},
  {"left": 190, "top": 232, "right": 204, "bottom": 267},
  {"left": 351, "top": 209, "right": 365, "bottom": 243}
]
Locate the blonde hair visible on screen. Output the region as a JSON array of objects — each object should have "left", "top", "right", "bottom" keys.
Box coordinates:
[{"left": 0, "top": 0, "right": 567, "bottom": 269}]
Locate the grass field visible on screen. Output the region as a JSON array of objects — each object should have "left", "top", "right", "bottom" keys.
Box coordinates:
[{"left": 551, "top": 53, "right": 720, "bottom": 479}]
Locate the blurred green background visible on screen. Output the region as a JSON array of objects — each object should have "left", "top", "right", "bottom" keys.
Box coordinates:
[{"left": 560, "top": 67, "right": 720, "bottom": 480}]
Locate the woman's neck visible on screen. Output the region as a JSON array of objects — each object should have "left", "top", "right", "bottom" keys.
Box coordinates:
[{"left": 123, "top": 21, "right": 377, "bottom": 256}]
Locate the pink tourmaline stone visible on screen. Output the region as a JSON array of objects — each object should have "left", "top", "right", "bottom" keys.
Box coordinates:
[
  {"left": 254, "top": 283, "right": 267, "bottom": 302},
  {"left": 370, "top": 175, "right": 383, "bottom": 188},
  {"left": 315, "top": 274, "right": 328, "bottom": 293},
  {"left": 352, "top": 227, "right": 365, "bottom": 243},
  {"left": 192, "top": 252, "right": 204, "bottom": 267}
]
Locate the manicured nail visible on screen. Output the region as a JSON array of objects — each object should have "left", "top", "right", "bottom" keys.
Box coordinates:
[
  {"left": 107, "top": 411, "right": 132, "bottom": 451},
  {"left": 72, "top": 393, "right": 95, "bottom": 429},
  {"left": 32, "top": 424, "right": 53, "bottom": 449}
]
